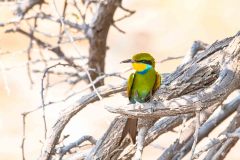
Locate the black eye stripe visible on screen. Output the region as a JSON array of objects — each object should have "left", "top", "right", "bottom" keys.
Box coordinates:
[{"left": 137, "top": 60, "right": 152, "bottom": 65}]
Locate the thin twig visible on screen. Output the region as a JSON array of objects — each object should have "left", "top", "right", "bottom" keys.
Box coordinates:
[
  {"left": 3, "top": 56, "right": 87, "bottom": 71},
  {"left": 57, "top": 0, "right": 68, "bottom": 44},
  {"left": 21, "top": 113, "right": 26, "bottom": 160},
  {"left": 118, "top": 4, "right": 135, "bottom": 14},
  {"left": 112, "top": 23, "right": 125, "bottom": 34},
  {"left": 157, "top": 56, "right": 184, "bottom": 63},
  {"left": 0, "top": 49, "right": 27, "bottom": 56},
  {"left": 114, "top": 10, "right": 135, "bottom": 22},
  {"left": 25, "top": 14, "right": 38, "bottom": 86},
  {"left": 73, "top": 0, "right": 86, "bottom": 24},
  {"left": 41, "top": 63, "right": 71, "bottom": 139},
  {"left": 62, "top": 71, "right": 127, "bottom": 101}
]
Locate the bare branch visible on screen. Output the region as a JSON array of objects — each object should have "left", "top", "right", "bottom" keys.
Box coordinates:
[
  {"left": 118, "top": 4, "right": 135, "bottom": 14},
  {"left": 21, "top": 113, "right": 27, "bottom": 160},
  {"left": 41, "top": 63, "right": 70, "bottom": 139},
  {"left": 112, "top": 22, "right": 126, "bottom": 34},
  {"left": 157, "top": 56, "right": 184, "bottom": 63},
  {"left": 57, "top": 135, "right": 97, "bottom": 158}
]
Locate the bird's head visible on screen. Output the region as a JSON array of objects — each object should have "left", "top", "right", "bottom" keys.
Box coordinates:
[{"left": 121, "top": 53, "right": 155, "bottom": 72}]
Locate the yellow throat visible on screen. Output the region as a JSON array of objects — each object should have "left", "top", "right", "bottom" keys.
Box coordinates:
[{"left": 132, "top": 63, "right": 147, "bottom": 72}]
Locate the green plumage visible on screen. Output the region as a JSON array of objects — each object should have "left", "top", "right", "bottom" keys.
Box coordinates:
[{"left": 128, "top": 68, "right": 157, "bottom": 103}]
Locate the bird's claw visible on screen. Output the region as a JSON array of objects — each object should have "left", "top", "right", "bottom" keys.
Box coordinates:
[
  {"left": 149, "top": 101, "right": 158, "bottom": 113},
  {"left": 149, "top": 105, "right": 156, "bottom": 113},
  {"left": 134, "top": 102, "right": 144, "bottom": 110}
]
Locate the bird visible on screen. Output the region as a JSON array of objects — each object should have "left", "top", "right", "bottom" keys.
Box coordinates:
[{"left": 120, "top": 53, "right": 161, "bottom": 144}]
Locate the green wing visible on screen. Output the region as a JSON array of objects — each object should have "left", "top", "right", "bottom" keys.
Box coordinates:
[
  {"left": 127, "top": 73, "right": 135, "bottom": 99},
  {"left": 153, "top": 72, "right": 161, "bottom": 93}
]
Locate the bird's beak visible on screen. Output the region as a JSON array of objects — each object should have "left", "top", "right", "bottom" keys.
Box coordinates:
[{"left": 120, "top": 59, "right": 135, "bottom": 63}]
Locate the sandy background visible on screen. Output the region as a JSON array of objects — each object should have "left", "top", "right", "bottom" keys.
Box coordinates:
[{"left": 1, "top": 0, "right": 240, "bottom": 159}]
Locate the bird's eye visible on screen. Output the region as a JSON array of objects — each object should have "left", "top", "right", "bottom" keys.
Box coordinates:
[{"left": 139, "top": 60, "right": 152, "bottom": 65}]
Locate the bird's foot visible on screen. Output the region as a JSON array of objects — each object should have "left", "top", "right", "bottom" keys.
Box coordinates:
[
  {"left": 148, "top": 100, "right": 159, "bottom": 113},
  {"left": 134, "top": 102, "right": 145, "bottom": 110},
  {"left": 149, "top": 105, "right": 155, "bottom": 113}
]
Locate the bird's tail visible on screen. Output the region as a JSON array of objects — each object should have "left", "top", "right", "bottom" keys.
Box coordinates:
[{"left": 119, "top": 118, "right": 138, "bottom": 144}]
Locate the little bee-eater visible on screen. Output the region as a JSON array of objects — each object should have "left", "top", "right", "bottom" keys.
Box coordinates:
[{"left": 120, "top": 53, "right": 161, "bottom": 144}]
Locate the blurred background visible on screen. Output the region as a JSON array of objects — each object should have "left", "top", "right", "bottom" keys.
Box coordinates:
[{"left": 1, "top": 0, "right": 240, "bottom": 159}]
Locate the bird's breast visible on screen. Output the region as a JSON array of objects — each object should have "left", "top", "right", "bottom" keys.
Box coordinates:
[{"left": 130, "top": 70, "right": 156, "bottom": 103}]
